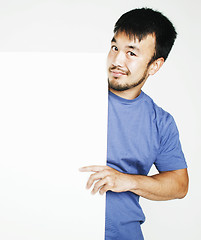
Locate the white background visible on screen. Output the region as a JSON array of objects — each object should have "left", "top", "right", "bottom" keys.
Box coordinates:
[{"left": 0, "top": 0, "right": 201, "bottom": 239}]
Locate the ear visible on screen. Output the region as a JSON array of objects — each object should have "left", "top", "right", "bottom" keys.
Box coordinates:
[{"left": 148, "top": 57, "right": 164, "bottom": 76}]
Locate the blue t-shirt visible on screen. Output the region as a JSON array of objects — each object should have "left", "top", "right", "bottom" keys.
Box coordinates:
[{"left": 105, "top": 90, "right": 187, "bottom": 239}]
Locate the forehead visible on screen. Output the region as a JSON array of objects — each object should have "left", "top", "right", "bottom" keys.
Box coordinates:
[{"left": 112, "top": 31, "right": 156, "bottom": 55}]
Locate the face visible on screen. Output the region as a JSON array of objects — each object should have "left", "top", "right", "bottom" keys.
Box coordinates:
[{"left": 107, "top": 31, "right": 156, "bottom": 92}]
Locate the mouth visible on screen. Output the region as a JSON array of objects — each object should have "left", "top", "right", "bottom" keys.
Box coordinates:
[{"left": 110, "top": 70, "right": 127, "bottom": 78}]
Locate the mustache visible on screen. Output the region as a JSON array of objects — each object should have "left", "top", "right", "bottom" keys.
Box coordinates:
[{"left": 109, "top": 66, "right": 129, "bottom": 75}]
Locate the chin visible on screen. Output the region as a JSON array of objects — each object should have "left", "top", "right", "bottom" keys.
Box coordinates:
[{"left": 109, "top": 83, "right": 129, "bottom": 92}]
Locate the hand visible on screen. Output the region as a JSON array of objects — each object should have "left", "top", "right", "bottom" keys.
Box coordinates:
[{"left": 79, "top": 165, "right": 133, "bottom": 195}]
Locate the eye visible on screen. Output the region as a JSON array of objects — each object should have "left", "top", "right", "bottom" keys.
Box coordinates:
[
  {"left": 128, "top": 51, "right": 136, "bottom": 57},
  {"left": 111, "top": 45, "right": 118, "bottom": 51}
]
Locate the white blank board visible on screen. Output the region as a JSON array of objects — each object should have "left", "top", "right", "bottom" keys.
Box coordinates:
[{"left": 0, "top": 53, "right": 107, "bottom": 239}]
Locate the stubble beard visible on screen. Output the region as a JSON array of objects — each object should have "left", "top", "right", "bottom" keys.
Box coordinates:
[{"left": 108, "top": 69, "right": 148, "bottom": 92}]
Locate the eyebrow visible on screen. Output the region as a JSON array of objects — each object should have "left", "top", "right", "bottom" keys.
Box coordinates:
[
  {"left": 111, "top": 37, "right": 140, "bottom": 52},
  {"left": 111, "top": 37, "right": 116, "bottom": 43}
]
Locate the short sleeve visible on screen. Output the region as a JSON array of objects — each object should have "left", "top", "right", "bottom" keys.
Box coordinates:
[{"left": 154, "top": 113, "right": 187, "bottom": 172}]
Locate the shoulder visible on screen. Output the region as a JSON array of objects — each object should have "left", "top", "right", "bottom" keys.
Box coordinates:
[{"left": 142, "top": 91, "right": 177, "bottom": 132}]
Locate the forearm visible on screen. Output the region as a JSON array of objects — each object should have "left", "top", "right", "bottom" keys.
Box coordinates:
[
  {"left": 127, "top": 169, "right": 189, "bottom": 201},
  {"left": 79, "top": 165, "right": 189, "bottom": 199}
]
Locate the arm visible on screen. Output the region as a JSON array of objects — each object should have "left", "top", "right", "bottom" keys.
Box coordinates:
[
  {"left": 129, "top": 168, "right": 188, "bottom": 200},
  {"left": 79, "top": 166, "right": 189, "bottom": 201}
]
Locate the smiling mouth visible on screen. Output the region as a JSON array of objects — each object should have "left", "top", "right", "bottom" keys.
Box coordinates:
[{"left": 110, "top": 70, "right": 127, "bottom": 77}]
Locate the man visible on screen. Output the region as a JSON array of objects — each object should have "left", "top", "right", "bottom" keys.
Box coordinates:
[{"left": 80, "top": 8, "right": 189, "bottom": 240}]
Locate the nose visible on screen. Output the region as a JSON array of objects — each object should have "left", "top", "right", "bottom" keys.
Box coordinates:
[{"left": 112, "top": 51, "right": 125, "bottom": 68}]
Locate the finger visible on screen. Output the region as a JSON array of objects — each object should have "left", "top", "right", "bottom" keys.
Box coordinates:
[
  {"left": 79, "top": 165, "right": 107, "bottom": 172},
  {"left": 99, "top": 184, "right": 111, "bottom": 195},
  {"left": 86, "top": 171, "right": 108, "bottom": 189},
  {"left": 91, "top": 178, "right": 108, "bottom": 195}
]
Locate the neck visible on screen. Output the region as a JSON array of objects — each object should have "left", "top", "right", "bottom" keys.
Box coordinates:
[{"left": 109, "top": 87, "right": 142, "bottom": 100}]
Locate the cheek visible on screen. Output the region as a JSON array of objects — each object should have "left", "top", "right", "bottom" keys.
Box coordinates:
[
  {"left": 126, "top": 61, "right": 135, "bottom": 74},
  {"left": 127, "top": 60, "right": 147, "bottom": 74}
]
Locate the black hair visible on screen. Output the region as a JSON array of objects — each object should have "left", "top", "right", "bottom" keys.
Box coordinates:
[{"left": 114, "top": 8, "right": 177, "bottom": 63}]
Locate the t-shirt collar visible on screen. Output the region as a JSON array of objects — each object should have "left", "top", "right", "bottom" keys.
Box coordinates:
[{"left": 108, "top": 90, "right": 144, "bottom": 104}]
